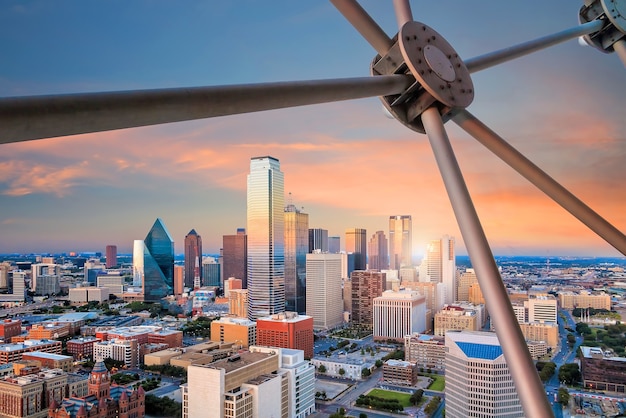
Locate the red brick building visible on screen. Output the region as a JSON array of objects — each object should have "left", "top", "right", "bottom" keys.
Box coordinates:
[
  {"left": 256, "top": 312, "right": 313, "bottom": 358},
  {"left": 67, "top": 337, "right": 101, "bottom": 360},
  {"left": 147, "top": 329, "right": 183, "bottom": 348},
  {"left": 0, "top": 319, "right": 22, "bottom": 342}
]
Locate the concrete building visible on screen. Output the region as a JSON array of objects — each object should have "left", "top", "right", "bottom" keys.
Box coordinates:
[
  {"left": 229, "top": 289, "right": 249, "bottom": 318},
  {"left": 256, "top": 312, "right": 314, "bottom": 359},
  {"left": 580, "top": 346, "right": 626, "bottom": 392},
  {"left": 68, "top": 287, "right": 110, "bottom": 304},
  {"left": 382, "top": 359, "right": 418, "bottom": 386},
  {"left": 527, "top": 294, "right": 558, "bottom": 323},
  {"left": 404, "top": 333, "right": 446, "bottom": 372},
  {"left": 305, "top": 253, "right": 343, "bottom": 331},
  {"left": 559, "top": 291, "right": 611, "bottom": 310},
  {"left": 518, "top": 322, "right": 559, "bottom": 350},
  {"left": 105, "top": 245, "right": 117, "bottom": 268},
  {"left": 225, "top": 277, "right": 243, "bottom": 298},
  {"left": 66, "top": 336, "right": 101, "bottom": 360},
  {"left": 351, "top": 270, "right": 386, "bottom": 328},
  {"left": 21, "top": 352, "right": 73, "bottom": 372},
  {"left": 434, "top": 305, "right": 479, "bottom": 336},
  {"left": 457, "top": 268, "right": 478, "bottom": 302},
  {"left": 210, "top": 317, "right": 257, "bottom": 348},
  {"left": 183, "top": 346, "right": 315, "bottom": 418},
  {"left": 93, "top": 339, "right": 139, "bottom": 368},
  {"left": 0, "top": 319, "right": 22, "bottom": 342},
  {"left": 373, "top": 289, "right": 426, "bottom": 342},
  {"left": 0, "top": 340, "right": 62, "bottom": 364},
  {"left": 445, "top": 331, "right": 523, "bottom": 417},
  {"left": 419, "top": 235, "right": 456, "bottom": 305}
]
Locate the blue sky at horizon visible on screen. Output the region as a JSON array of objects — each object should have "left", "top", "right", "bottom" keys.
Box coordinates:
[{"left": 1, "top": 1, "right": 625, "bottom": 258}]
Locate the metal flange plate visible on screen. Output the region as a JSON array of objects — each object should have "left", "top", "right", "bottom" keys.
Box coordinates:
[{"left": 398, "top": 21, "right": 474, "bottom": 109}]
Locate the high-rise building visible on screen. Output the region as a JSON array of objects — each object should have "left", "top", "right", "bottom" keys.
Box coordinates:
[
  {"left": 285, "top": 204, "right": 309, "bottom": 313},
  {"left": 202, "top": 256, "right": 221, "bottom": 287},
  {"left": 328, "top": 236, "right": 340, "bottom": 253},
  {"left": 184, "top": 229, "right": 203, "bottom": 288},
  {"left": 173, "top": 265, "right": 184, "bottom": 296},
  {"left": 229, "top": 289, "right": 249, "bottom": 318},
  {"left": 368, "top": 231, "right": 389, "bottom": 271},
  {"left": 527, "top": 294, "right": 557, "bottom": 323},
  {"left": 133, "top": 218, "right": 174, "bottom": 302},
  {"left": 308, "top": 228, "right": 328, "bottom": 253},
  {"left": 222, "top": 228, "right": 248, "bottom": 288},
  {"left": 105, "top": 245, "right": 117, "bottom": 269},
  {"left": 351, "top": 270, "right": 386, "bottom": 328},
  {"left": 256, "top": 312, "right": 314, "bottom": 359},
  {"left": 419, "top": 235, "right": 456, "bottom": 305},
  {"left": 445, "top": 331, "right": 523, "bottom": 417},
  {"left": 224, "top": 277, "right": 242, "bottom": 297},
  {"left": 373, "top": 289, "right": 426, "bottom": 342},
  {"left": 247, "top": 156, "right": 285, "bottom": 320},
  {"left": 345, "top": 228, "right": 367, "bottom": 270},
  {"left": 389, "top": 215, "right": 412, "bottom": 269},
  {"left": 31, "top": 263, "right": 60, "bottom": 295},
  {"left": 305, "top": 253, "right": 343, "bottom": 331},
  {"left": 457, "top": 268, "right": 478, "bottom": 302}
]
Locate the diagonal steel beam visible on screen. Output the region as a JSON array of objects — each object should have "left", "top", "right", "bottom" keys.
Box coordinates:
[
  {"left": 421, "top": 106, "right": 554, "bottom": 418},
  {"left": 330, "top": 0, "right": 393, "bottom": 56},
  {"left": 453, "top": 109, "right": 626, "bottom": 255},
  {"left": 0, "top": 75, "right": 412, "bottom": 145}
]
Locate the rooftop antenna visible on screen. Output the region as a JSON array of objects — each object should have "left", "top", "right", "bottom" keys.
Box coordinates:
[{"left": 2, "top": 1, "right": 626, "bottom": 416}]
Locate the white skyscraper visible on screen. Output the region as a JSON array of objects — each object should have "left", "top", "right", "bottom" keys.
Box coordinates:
[
  {"left": 373, "top": 289, "right": 426, "bottom": 341},
  {"left": 445, "top": 331, "right": 523, "bottom": 417},
  {"left": 419, "top": 235, "right": 456, "bottom": 305},
  {"left": 247, "top": 156, "right": 285, "bottom": 320},
  {"left": 305, "top": 252, "right": 343, "bottom": 330}
]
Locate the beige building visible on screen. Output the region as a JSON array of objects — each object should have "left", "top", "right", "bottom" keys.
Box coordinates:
[
  {"left": 373, "top": 289, "right": 426, "bottom": 342},
  {"left": 210, "top": 317, "right": 257, "bottom": 348},
  {"left": 305, "top": 253, "right": 343, "bottom": 331},
  {"left": 559, "top": 291, "right": 611, "bottom": 310},
  {"left": 468, "top": 282, "right": 485, "bottom": 306},
  {"left": 434, "top": 305, "right": 479, "bottom": 336},
  {"left": 518, "top": 322, "right": 559, "bottom": 350},
  {"left": 457, "top": 268, "right": 478, "bottom": 302},
  {"left": 404, "top": 333, "right": 446, "bottom": 372},
  {"left": 21, "top": 352, "right": 73, "bottom": 372},
  {"left": 351, "top": 270, "right": 386, "bottom": 328},
  {"left": 229, "top": 289, "right": 248, "bottom": 318}
]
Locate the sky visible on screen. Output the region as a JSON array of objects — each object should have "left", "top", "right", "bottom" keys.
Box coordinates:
[{"left": 1, "top": 1, "right": 625, "bottom": 258}]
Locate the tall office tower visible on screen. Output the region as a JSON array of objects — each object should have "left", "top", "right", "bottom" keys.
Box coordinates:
[
  {"left": 419, "top": 235, "right": 456, "bottom": 304},
  {"left": 247, "top": 156, "right": 285, "bottom": 320},
  {"left": 133, "top": 218, "right": 174, "bottom": 302},
  {"left": 351, "top": 270, "right": 386, "bottom": 328},
  {"left": 457, "top": 268, "right": 478, "bottom": 302},
  {"left": 527, "top": 294, "right": 558, "bottom": 324},
  {"left": 368, "top": 231, "right": 389, "bottom": 271},
  {"left": 340, "top": 252, "right": 356, "bottom": 279},
  {"left": 105, "top": 245, "right": 117, "bottom": 268},
  {"left": 328, "top": 236, "right": 340, "bottom": 253},
  {"left": 285, "top": 204, "right": 309, "bottom": 313},
  {"left": 184, "top": 229, "right": 203, "bottom": 288},
  {"left": 222, "top": 228, "right": 248, "bottom": 288},
  {"left": 345, "top": 228, "right": 367, "bottom": 270},
  {"left": 31, "top": 263, "right": 60, "bottom": 293},
  {"left": 202, "top": 256, "right": 221, "bottom": 287},
  {"left": 173, "top": 265, "right": 184, "bottom": 296},
  {"left": 306, "top": 253, "right": 343, "bottom": 331},
  {"left": 445, "top": 331, "right": 523, "bottom": 417},
  {"left": 229, "top": 289, "right": 249, "bottom": 318},
  {"left": 389, "top": 215, "right": 412, "bottom": 269},
  {"left": 0, "top": 262, "right": 11, "bottom": 290},
  {"left": 373, "top": 289, "right": 426, "bottom": 342},
  {"left": 308, "top": 228, "right": 328, "bottom": 253}
]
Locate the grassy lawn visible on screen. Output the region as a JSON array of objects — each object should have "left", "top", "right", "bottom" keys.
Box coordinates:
[
  {"left": 367, "top": 388, "right": 412, "bottom": 407},
  {"left": 426, "top": 374, "right": 445, "bottom": 391}
]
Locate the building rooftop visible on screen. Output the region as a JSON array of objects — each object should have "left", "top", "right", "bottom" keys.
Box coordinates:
[
  {"left": 457, "top": 342, "right": 503, "bottom": 361},
  {"left": 0, "top": 339, "right": 59, "bottom": 352},
  {"left": 23, "top": 351, "right": 72, "bottom": 361},
  {"left": 203, "top": 351, "right": 275, "bottom": 374}
]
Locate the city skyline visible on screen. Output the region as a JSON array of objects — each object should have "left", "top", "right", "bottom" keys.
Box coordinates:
[{"left": 1, "top": 1, "right": 625, "bottom": 258}]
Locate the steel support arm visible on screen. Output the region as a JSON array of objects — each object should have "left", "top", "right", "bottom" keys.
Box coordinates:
[
  {"left": 330, "top": 0, "right": 394, "bottom": 56},
  {"left": 421, "top": 106, "right": 554, "bottom": 418}
]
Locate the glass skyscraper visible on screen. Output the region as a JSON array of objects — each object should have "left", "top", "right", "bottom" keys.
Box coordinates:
[
  {"left": 184, "top": 229, "right": 202, "bottom": 288},
  {"left": 389, "top": 215, "right": 412, "bottom": 269},
  {"left": 247, "top": 156, "right": 285, "bottom": 319},
  {"left": 345, "top": 228, "right": 367, "bottom": 270},
  {"left": 285, "top": 204, "right": 309, "bottom": 314},
  {"left": 133, "top": 218, "right": 174, "bottom": 302}
]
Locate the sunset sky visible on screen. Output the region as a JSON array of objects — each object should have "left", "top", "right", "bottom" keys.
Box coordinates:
[{"left": 1, "top": 1, "right": 625, "bottom": 258}]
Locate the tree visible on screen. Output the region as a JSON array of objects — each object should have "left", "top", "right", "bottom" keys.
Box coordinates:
[
  {"left": 338, "top": 368, "right": 346, "bottom": 377},
  {"left": 359, "top": 413, "right": 368, "bottom": 418},
  {"left": 318, "top": 364, "right": 326, "bottom": 374},
  {"left": 559, "top": 363, "right": 581, "bottom": 385},
  {"left": 567, "top": 333, "right": 576, "bottom": 344},
  {"left": 375, "top": 359, "right": 383, "bottom": 368},
  {"left": 361, "top": 368, "right": 371, "bottom": 377},
  {"left": 557, "top": 387, "right": 570, "bottom": 406},
  {"left": 410, "top": 389, "right": 424, "bottom": 405}
]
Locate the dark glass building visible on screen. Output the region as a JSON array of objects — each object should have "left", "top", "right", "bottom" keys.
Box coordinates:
[
  {"left": 184, "top": 229, "right": 203, "bottom": 288},
  {"left": 138, "top": 218, "right": 174, "bottom": 302},
  {"left": 222, "top": 228, "right": 248, "bottom": 288}
]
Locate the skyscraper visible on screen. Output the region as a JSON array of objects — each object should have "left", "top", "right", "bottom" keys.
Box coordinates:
[
  {"left": 308, "top": 228, "right": 328, "bottom": 253},
  {"left": 345, "top": 228, "right": 367, "bottom": 270},
  {"left": 306, "top": 252, "right": 343, "bottom": 331},
  {"left": 351, "top": 270, "right": 386, "bottom": 328},
  {"left": 105, "top": 245, "right": 117, "bottom": 269},
  {"left": 247, "top": 156, "right": 285, "bottom": 320},
  {"left": 184, "top": 229, "right": 202, "bottom": 288},
  {"left": 419, "top": 235, "right": 456, "bottom": 305},
  {"left": 222, "top": 228, "right": 248, "bottom": 288},
  {"left": 328, "top": 236, "right": 340, "bottom": 253},
  {"left": 285, "top": 204, "right": 309, "bottom": 313},
  {"left": 133, "top": 218, "right": 174, "bottom": 302},
  {"left": 389, "top": 215, "right": 412, "bottom": 269},
  {"left": 368, "top": 231, "right": 389, "bottom": 271},
  {"left": 445, "top": 331, "right": 523, "bottom": 417}
]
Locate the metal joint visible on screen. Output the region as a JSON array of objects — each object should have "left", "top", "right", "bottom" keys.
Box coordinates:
[{"left": 580, "top": 0, "right": 624, "bottom": 52}]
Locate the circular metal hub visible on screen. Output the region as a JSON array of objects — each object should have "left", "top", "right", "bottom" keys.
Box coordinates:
[{"left": 398, "top": 21, "right": 474, "bottom": 108}]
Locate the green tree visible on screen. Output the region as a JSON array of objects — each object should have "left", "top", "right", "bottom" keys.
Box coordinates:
[
  {"left": 361, "top": 368, "right": 371, "bottom": 378},
  {"left": 318, "top": 364, "right": 326, "bottom": 374},
  {"left": 338, "top": 368, "right": 346, "bottom": 377},
  {"left": 410, "top": 389, "right": 424, "bottom": 405},
  {"left": 359, "top": 413, "right": 368, "bottom": 418},
  {"left": 559, "top": 363, "right": 581, "bottom": 385},
  {"left": 567, "top": 333, "right": 576, "bottom": 344},
  {"left": 557, "top": 387, "right": 570, "bottom": 406}
]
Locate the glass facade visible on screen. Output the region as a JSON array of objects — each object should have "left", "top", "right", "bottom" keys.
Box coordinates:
[
  {"left": 389, "top": 215, "right": 412, "bottom": 269},
  {"left": 140, "top": 218, "right": 174, "bottom": 301},
  {"left": 345, "top": 228, "right": 367, "bottom": 270},
  {"left": 285, "top": 204, "right": 309, "bottom": 314},
  {"left": 247, "top": 156, "right": 285, "bottom": 319},
  {"left": 184, "top": 229, "right": 202, "bottom": 288}
]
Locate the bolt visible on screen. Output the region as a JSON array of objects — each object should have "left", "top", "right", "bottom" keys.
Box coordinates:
[
  {"left": 440, "top": 85, "right": 445, "bottom": 90},
  {"left": 405, "top": 36, "right": 410, "bottom": 41},
  {"left": 413, "top": 35, "right": 417, "bottom": 40}
]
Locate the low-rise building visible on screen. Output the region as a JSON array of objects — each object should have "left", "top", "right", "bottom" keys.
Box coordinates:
[
  {"left": 382, "top": 359, "right": 418, "bottom": 386},
  {"left": 66, "top": 336, "right": 101, "bottom": 360},
  {"left": 580, "top": 346, "right": 626, "bottom": 392},
  {"left": 0, "top": 339, "right": 62, "bottom": 364},
  {"left": 404, "top": 333, "right": 446, "bottom": 372},
  {"left": 210, "top": 316, "right": 257, "bottom": 348},
  {"left": 21, "top": 352, "right": 73, "bottom": 372}
]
